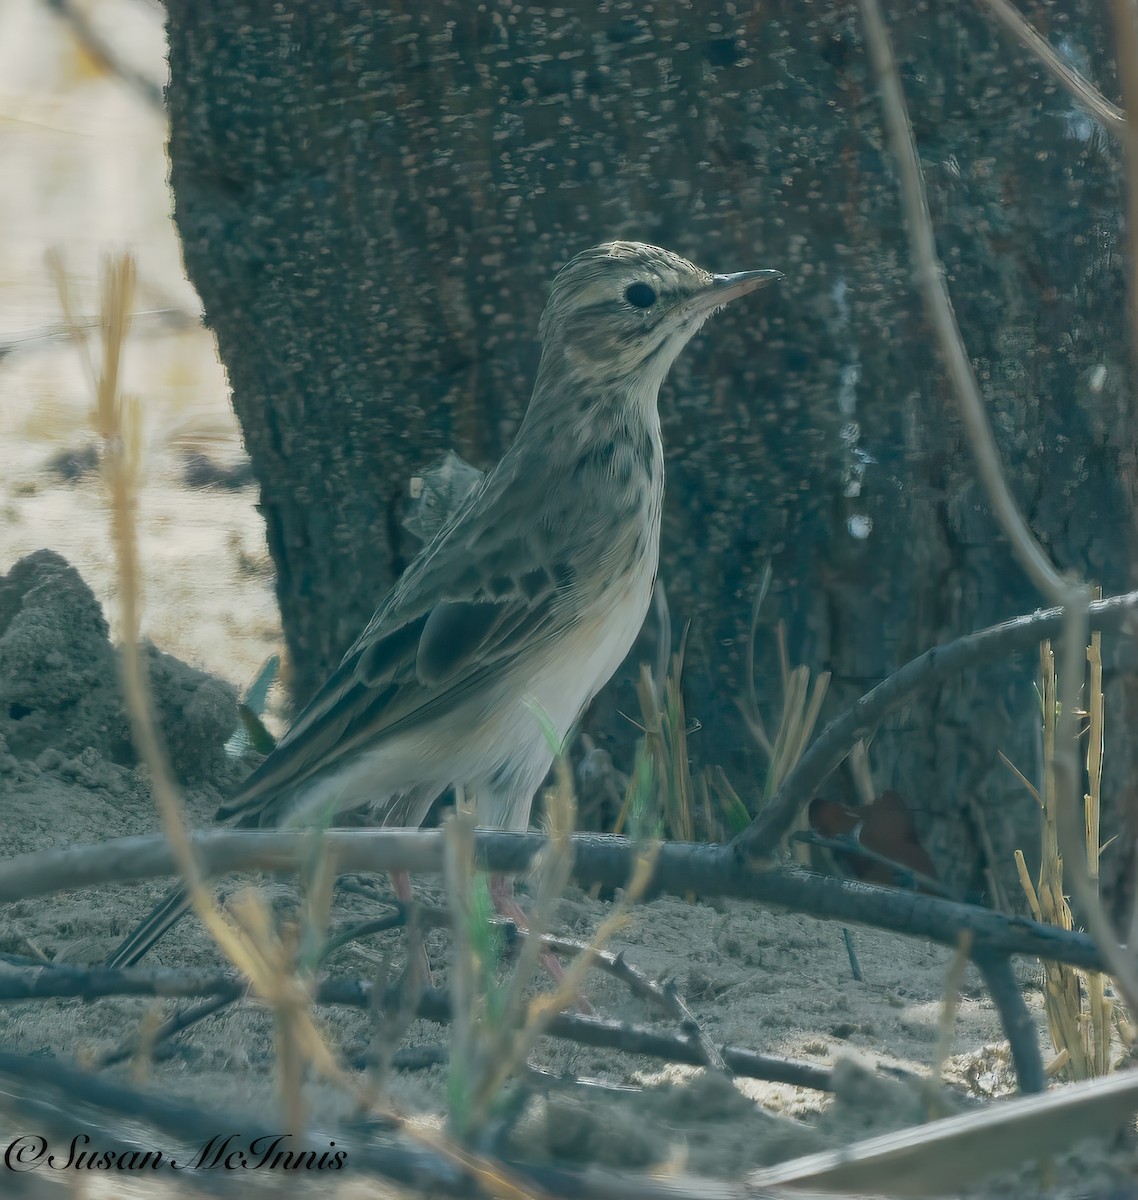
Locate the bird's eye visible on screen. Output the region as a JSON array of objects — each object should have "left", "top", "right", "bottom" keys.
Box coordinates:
[{"left": 625, "top": 282, "right": 657, "bottom": 309}]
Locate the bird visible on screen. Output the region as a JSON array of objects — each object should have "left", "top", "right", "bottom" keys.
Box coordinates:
[
  {"left": 807, "top": 791, "right": 941, "bottom": 892},
  {"left": 107, "top": 240, "right": 781, "bottom": 968}
]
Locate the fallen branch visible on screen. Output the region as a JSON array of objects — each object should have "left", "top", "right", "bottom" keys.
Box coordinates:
[
  {"left": 0, "top": 828, "right": 1109, "bottom": 970},
  {"left": 0, "top": 959, "right": 833, "bottom": 1093}
]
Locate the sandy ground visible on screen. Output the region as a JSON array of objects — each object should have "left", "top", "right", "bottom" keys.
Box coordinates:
[
  {"left": 0, "top": 0, "right": 280, "bottom": 695},
  {"left": 1, "top": 3, "right": 1136, "bottom": 1196}
]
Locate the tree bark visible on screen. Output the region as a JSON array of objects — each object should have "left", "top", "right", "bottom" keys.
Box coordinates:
[{"left": 163, "top": 1, "right": 1135, "bottom": 904}]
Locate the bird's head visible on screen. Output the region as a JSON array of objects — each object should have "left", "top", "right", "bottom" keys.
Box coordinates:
[{"left": 535, "top": 241, "right": 781, "bottom": 398}]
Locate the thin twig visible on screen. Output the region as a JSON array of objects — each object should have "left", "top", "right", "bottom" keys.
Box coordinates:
[
  {"left": 44, "top": 0, "right": 165, "bottom": 113},
  {"left": 330, "top": 902, "right": 735, "bottom": 1072},
  {"left": 1110, "top": 0, "right": 1138, "bottom": 964},
  {"left": 1113, "top": 0, "right": 1138, "bottom": 422},
  {"left": 313, "top": 900, "right": 697, "bottom": 1026},
  {"left": 661, "top": 979, "right": 730, "bottom": 1073},
  {"left": 978, "top": 0, "right": 1125, "bottom": 138},
  {"left": 858, "top": 0, "right": 1073, "bottom": 599},
  {"left": 99, "top": 993, "right": 238, "bottom": 1068},
  {"left": 858, "top": 0, "right": 1138, "bottom": 1018}
]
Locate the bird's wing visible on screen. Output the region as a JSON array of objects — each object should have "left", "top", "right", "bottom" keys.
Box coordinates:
[{"left": 218, "top": 458, "right": 572, "bottom": 822}]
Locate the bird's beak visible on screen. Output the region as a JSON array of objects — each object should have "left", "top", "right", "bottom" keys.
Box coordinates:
[
  {"left": 709, "top": 268, "right": 783, "bottom": 305},
  {"left": 685, "top": 268, "right": 783, "bottom": 317}
]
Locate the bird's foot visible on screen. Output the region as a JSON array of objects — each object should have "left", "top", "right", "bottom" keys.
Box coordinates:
[{"left": 490, "top": 877, "right": 594, "bottom": 1015}]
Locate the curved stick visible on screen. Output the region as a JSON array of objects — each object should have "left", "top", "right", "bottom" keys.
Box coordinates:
[
  {"left": 0, "top": 828, "right": 1110, "bottom": 972},
  {"left": 733, "top": 590, "right": 1138, "bottom": 858}
]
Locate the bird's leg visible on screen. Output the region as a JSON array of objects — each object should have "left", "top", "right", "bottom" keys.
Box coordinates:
[
  {"left": 489, "top": 874, "right": 566, "bottom": 982},
  {"left": 391, "top": 868, "right": 435, "bottom": 989},
  {"left": 489, "top": 875, "right": 593, "bottom": 1014}
]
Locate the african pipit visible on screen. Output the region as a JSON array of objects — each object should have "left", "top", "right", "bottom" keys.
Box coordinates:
[{"left": 107, "top": 240, "right": 780, "bottom": 967}]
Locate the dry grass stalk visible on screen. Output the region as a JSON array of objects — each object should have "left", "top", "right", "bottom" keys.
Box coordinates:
[
  {"left": 737, "top": 573, "right": 831, "bottom": 853},
  {"left": 443, "top": 805, "right": 480, "bottom": 1137},
  {"left": 766, "top": 657, "right": 831, "bottom": 803},
  {"left": 847, "top": 739, "right": 876, "bottom": 808},
  {"left": 1010, "top": 638, "right": 1117, "bottom": 1079},
  {"left": 630, "top": 632, "right": 752, "bottom": 842},
  {"left": 634, "top": 639, "right": 696, "bottom": 843},
  {"left": 50, "top": 253, "right": 595, "bottom": 1190},
  {"left": 635, "top": 565, "right": 832, "bottom": 845},
  {"left": 50, "top": 250, "right": 211, "bottom": 936},
  {"left": 927, "top": 931, "right": 973, "bottom": 1116},
  {"left": 129, "top": 1005, "right": 165, "bottom": 1086},
  {"left": 51, "top": 250, "right": 400, "bottom": 1134},
  {"left": 739, "top": 563, "right": 774, "bottom": 755},
  {"left": 741, "top": 614, "right": 833, "bottom": 806},
  {"left": 760, "top": 623, "right": 830, "bottom": 862},
  {"left": 1083, "top": 625, "right": 1114, "bottom": 1075},
  {"left": 446, "top": 756, "right": 658, "bottom": 1144}
]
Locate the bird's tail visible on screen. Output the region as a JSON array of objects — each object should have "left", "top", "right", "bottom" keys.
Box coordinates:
[{"left": 106, "top": 884, "right": 192, "bottom": 968}]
